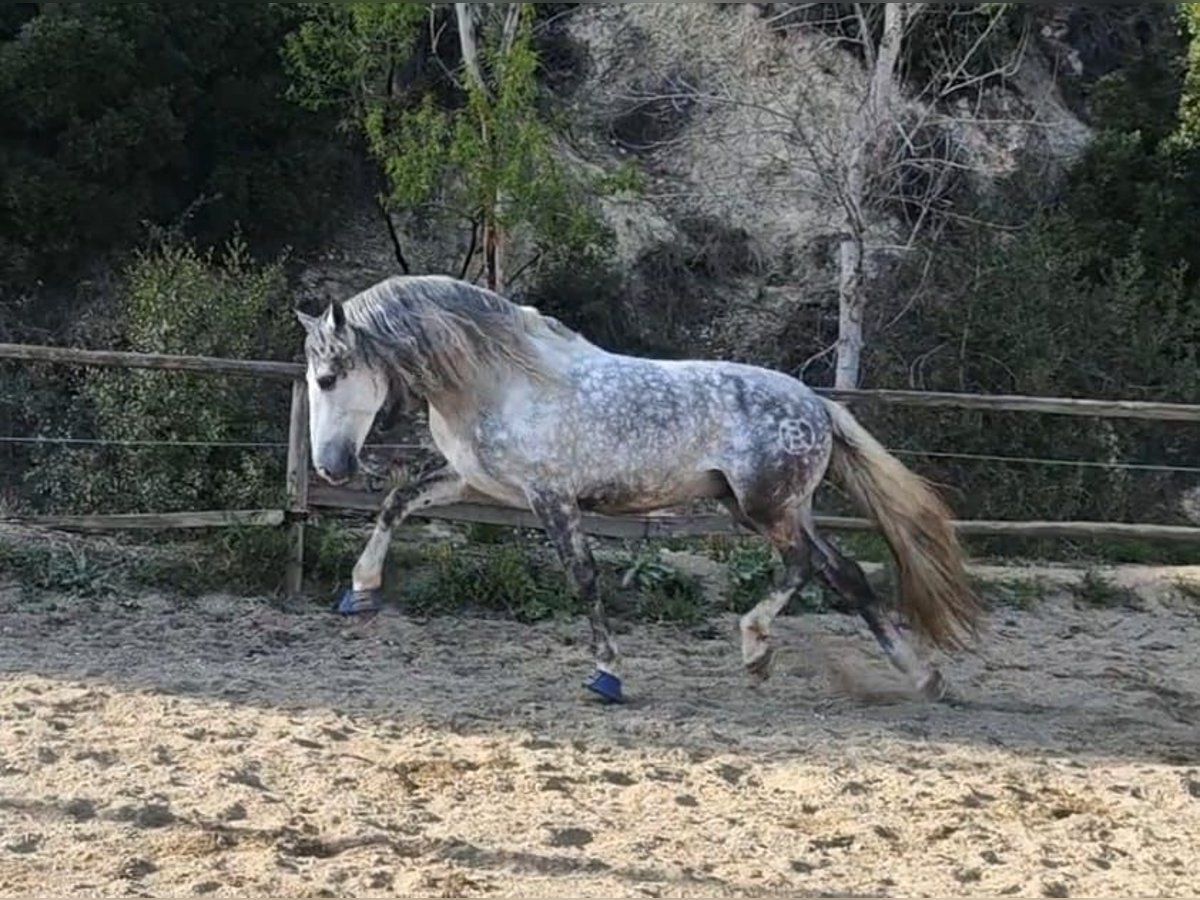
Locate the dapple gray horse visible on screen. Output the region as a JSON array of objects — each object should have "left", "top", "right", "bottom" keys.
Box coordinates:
[{"left": 296, "top": 275, "right": 981, "bottom": 702}]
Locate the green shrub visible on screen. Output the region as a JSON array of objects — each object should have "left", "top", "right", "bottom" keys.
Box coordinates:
[
  {"left": 618, "top": 548, "right": 707, "bottom": 624},
  {"left": 724, "top": 541, "right": 776, "bottom": 614},
  {"left": 1069, "top": 569, "right": 1140, "bottom": 610},
  {"left": 404, "top": 540, "right": 576, "bottom": 622},
  {"left": 973, "top": 576, "right": 1045, "bottom": 611},
  {"left": 28, "top": 238, "right": 292, "bottom": 514}
]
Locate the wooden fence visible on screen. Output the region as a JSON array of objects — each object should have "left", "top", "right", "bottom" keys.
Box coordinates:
[{"left": 2, "top": 341, "right": 1199, "bottom": 598}]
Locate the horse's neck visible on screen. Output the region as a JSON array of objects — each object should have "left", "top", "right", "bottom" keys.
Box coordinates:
[
  {"left": 421, "top": 373, "right": 506, "bottom": 435},
  {"left": 423, "top": 390, "right": 473, "bottom": 433},
  {"left": 423, "top": 358, "right": 553, "bottom": 440},
  {"left": 527, "top": 327, "right": 607, "bottom": 375},
  {"left": 419, "top": 326, "right": 599, "bottom": 438}
]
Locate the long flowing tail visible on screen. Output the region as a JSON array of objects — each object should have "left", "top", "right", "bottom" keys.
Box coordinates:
[{"left": 821, "top": 397, "right": 982, "bottom": 651}]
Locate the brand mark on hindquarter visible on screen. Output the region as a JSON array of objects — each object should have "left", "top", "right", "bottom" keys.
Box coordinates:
[{"left": 778, "top": 419, "right": 815, "bottom": 455}]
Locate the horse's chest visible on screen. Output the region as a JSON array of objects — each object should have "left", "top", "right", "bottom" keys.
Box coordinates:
[{"left": 427, "top": 408, "right": 521, "bottom": 503}]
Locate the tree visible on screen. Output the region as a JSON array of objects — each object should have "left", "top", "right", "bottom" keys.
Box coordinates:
[
  {"left": 859, "top": 4, "right": 1200, "bottom": 530},
  {"left": 284, "top": 2, "right": 618, "bottom": 293},
  {"left": 773, "top": 3, "right": 1031, "bottom": 387},
  {"left": 613, "top": 3, "right": 1031, "bottom": 386},
  {"left": 830, "top": 3, "right": 913, "bottom": 389},
  {"left": 454, "top": 2, "right": 535, "bottom": 291},
  {"left": 0, "top": 2, "right": 351, "bottom": 298},
  {"left": 1173, "top": 2, "right": 1200, "bottom": 149}
]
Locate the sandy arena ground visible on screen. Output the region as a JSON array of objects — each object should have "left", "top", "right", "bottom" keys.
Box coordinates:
[{"left": 1, "top": 565, "right": 1199, "bottom": 898}]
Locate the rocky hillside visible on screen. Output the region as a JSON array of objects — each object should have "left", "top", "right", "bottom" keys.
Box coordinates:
[
  {"left": 309, "top": 4, "right": 1110, "bottom": 373},
  {"left": 564, "top": 4, "right": 1088, "bottom": 359}
]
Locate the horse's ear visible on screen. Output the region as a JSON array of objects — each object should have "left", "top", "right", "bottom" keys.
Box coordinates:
[
  {"left": 295, "top": 309, "right": 319, "bottom": 334},
  {"left": 325, "top": 301, "right": 347, "bottom": 333}
]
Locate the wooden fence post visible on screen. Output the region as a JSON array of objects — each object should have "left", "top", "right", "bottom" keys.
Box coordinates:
[{"left": 285, "top": 379, "right": 311, "bottom": 598}]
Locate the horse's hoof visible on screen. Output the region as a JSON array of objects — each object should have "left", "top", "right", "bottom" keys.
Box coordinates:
[
  {"left": 921, "top": 669, "right": 956, "bottom": 704},
  {"left": 744, "top": 644, "right": 775, "bottom": 684},
  {"left": 584, "top": 669, "right": 624, "bottom": 704},
  {"left": 333, "top": 587, "right": 383, "bottom": 618}
]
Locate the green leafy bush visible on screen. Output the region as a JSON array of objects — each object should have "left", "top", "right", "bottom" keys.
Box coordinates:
[
  {"left": 283, "top": 2, "right": 618, "bottom": 287},
  {"left": 405, "top": 540, "right": 575, "bottom": 622},
  {"left": 28, "top": 238, "right": 292, "bottom": 514}
]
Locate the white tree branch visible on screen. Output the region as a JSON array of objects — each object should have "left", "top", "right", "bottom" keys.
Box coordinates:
[
  {"left": 500, "top": 2, "right": 521, "bottom": 57},
  {"left": 454, "top": 3, "right": 489, "bottom": 97}
]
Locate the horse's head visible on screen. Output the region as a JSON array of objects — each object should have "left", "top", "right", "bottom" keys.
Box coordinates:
[{"left": 296, "top": 302, "right": 389, "bottom": 485}]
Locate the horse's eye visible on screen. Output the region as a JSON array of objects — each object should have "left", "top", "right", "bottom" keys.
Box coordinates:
[{"left": 316, "top": 373, "right": 337, "bottom": 391}]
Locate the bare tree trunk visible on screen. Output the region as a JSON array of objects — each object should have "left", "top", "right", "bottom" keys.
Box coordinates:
[
  {"left": 455, "top": 2, "right": 508, "bottom": 292},
  {"left": 835, "top": 234, "right": 866, "bottom": 389},
  {"left": 458, "top": 220, "right": 480, "bottom": 281},
  {"left": 870, "top": 3, "right": 907, "bottom": 116},
  {"left": 499, "top": 3, "right": 521, "bottom": 57},
  {"left": 832, "top": 2, "right": 910, "bottom": 388},
  {"left": 489, "top": 3, "right": 520, "bottom": 295},
  {"left": 836, "top": 139, "right": 868, "bottom": 388},
  {"left": 484, "top": 219, "right": 504, "bottom": 293},
  {"left": 494, "top": 225, "right": 505, "bottom": 294},
  {"left": 380, "top": 206, "right": 411, "bottom": 275}
]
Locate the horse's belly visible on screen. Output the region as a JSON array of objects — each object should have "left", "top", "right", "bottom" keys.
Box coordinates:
[
  {"left": 459, "top": 462, "right": 525, "bottom": 507},
  {"left": 578, "top": 470, "right": 729, "bottom": 515}
]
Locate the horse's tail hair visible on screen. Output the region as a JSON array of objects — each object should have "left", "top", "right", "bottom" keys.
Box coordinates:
[{"left": 820, "top": 397, "right": 982, "bottom": 652}]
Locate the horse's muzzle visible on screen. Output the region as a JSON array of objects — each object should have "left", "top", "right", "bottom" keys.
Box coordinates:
[{"left": 315, "top": 441, "right": 358, "bottom": 485}]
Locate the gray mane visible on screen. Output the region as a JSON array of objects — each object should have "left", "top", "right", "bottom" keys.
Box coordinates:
[{"left": 320, "top": 275, "right": 583, "bottom": 395}]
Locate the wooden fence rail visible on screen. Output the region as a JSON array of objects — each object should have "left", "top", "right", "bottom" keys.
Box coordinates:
[
  {"left": 5, "top": 342, "right": 1200, "bottom": 420},
  {"left": 2, "top": 341, "right": 1199, "bottom": 599},
  {"left": 0, "top": 342, "right": 303, "bottom": 380},
  {"left": 15, "top": 510, "right": 285, "bottom": 531},
  {"left": 820, "top": 387, "right": 1200, "bottom": 423},
  {"left": 308, "top": 485, "right": 1200, "bottom": 544}
]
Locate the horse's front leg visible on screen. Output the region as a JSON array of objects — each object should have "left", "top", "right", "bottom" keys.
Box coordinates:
[
  {"left": 526, "top": 489, "right": 624, "bottom": 703},
  {"left": 337, "top": 465, "right": 465, "bottom": 616}
]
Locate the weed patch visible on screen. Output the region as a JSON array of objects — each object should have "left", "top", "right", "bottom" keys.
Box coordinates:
[
  {"left": 973, "top": 575, "right": 1046, "bottom": 611},
  {"left": 617, "top": 549, "right": 707, "bottom": 624},
  {"left": 1069, "top": 569, "right": 1140, "bottom": 610}
]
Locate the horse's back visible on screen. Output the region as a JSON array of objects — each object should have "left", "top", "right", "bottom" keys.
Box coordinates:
[
  {"left": 552, "top": 352, "right": 829, "bottom": 469},
  {"left": 573, "top": 353, "right": 823, "bottom": 425}
]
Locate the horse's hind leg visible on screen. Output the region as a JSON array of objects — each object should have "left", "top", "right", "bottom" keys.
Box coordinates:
[
  {"left": 801, "top": 522, "right": 948, "bottom": 700},
  {"left": 728, "top": 502, "right": 813, "bottom": 683},
  {"left": 740, "top": 536, "right": 812, "bottom": 683},
  {"left": 526, "top": 488, "right": 622, "bottom": 702}
]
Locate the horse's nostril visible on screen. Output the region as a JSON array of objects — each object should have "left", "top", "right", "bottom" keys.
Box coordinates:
[{"left": 316, "top": 443, "right": 357, "bottom": 484}]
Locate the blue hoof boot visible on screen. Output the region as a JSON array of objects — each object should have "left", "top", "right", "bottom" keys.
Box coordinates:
[
  {"left": 333, "top": 587, "right": 382, "bottom": 617},
  {"left": 584, "top": 670, "right": 624, "bottom": 704}
]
